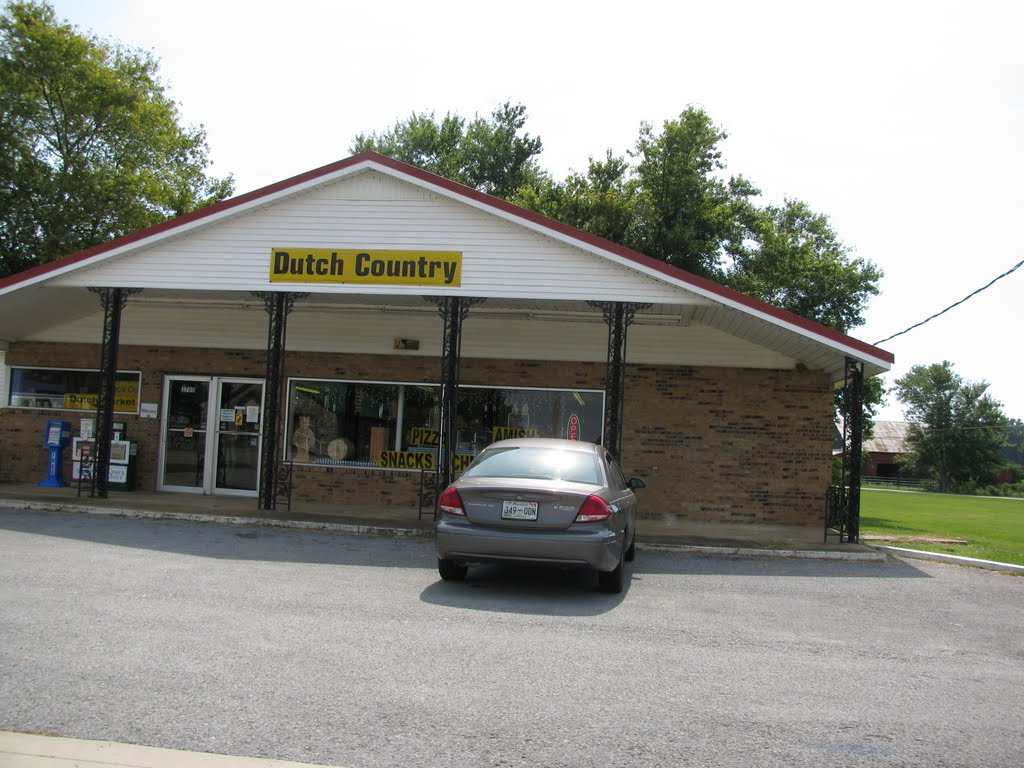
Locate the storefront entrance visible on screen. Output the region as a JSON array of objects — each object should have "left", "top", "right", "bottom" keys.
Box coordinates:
[{"left": 158, "top": 376, "right": 265, "bottom": 496}]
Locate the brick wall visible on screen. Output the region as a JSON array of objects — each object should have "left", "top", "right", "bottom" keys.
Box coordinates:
[
  {"left": 623, "top": 365, "right": 832, "bottom": 525},
  {"left": 1, "top": 341, "right": 832, "bottom": 525}
]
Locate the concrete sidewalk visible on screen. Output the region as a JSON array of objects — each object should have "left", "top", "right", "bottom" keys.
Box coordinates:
[
  {"left": 0, "top": 481, "right": 884, "bottom": 560},
  {"left": 0, "top": 731, "right": 347, "bottom": 768}
]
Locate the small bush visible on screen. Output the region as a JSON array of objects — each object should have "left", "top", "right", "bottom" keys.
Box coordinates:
[{"left": 968, "top": 483, "right": 1024, "bottom": 498}]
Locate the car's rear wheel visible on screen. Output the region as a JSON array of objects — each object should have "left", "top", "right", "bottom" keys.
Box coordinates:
[
  {"left": 597, "top": 555, "right": 624, "bottom": 594},
  {"left": 624, "top": 528, "right": 636, "bottom": 562},
  {"left": 438, "top": 557, "right": 468, "bottom": 581}
]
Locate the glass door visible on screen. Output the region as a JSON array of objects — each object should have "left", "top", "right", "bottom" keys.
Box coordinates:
[
  {"left": 160, "top": 376, "right": 211, "bottom": 492},
  {"left": 159, "top": 376, "right": 264, "bottom": 496},
  {"left": 212, "top": 379, "right": 264, "bottom": 495}
]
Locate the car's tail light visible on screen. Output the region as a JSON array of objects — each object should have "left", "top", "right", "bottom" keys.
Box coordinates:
[
  {"left": 438, "top": 487, "right": 466, "bottom": 516},
  {"left": 575, "top": 495, "right": 612, "bottom": 522}
]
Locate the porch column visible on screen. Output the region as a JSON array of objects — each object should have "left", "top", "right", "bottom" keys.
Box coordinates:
[
  {"left": 87, "top": 287, "right": 141, "bottom": 498},
  {"left": 841, "top": 357, "right": 866, "bottom": 542},
  {"left": 253, "top": 291, "right": 304, "bottom": 511},
  {"left": 589, "top": 301, "right": 649, "bottom": 460},
  {"left": 430, "top": 296, "right": 484, "bottom": 488}
]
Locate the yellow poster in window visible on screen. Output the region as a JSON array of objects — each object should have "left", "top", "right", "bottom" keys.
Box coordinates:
[{"left": 62, "top": 381, "right": 139, "bottom": 413}]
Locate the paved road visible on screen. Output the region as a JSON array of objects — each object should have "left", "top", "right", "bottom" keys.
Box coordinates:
[{"left": 1, "top": 508, "right": 1022, "bottom": 768}]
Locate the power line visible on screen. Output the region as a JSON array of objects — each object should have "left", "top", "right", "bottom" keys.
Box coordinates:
[{"left": 875, "top": 256, "right": 1024, "bottom": 345}]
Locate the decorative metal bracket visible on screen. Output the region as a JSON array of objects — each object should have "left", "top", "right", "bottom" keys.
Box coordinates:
[{"left": 252, "top": 291, "right": 306, "bottom": 317}]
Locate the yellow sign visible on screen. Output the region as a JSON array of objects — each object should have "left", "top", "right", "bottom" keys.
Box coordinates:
[
  {"left": 378, "top": 450, "right": 476, "bottom": 472},
  {"left": 492, "top": 426, "right": 538, "bottom": 441},
  {"left": 270, "top": 249, "right": 462, "bottom": 286},
  {"left": 409, "top": 427, "right": 440, "bottom": 447},
  {"left": 380, "top": 451, "right": 436, "bottom": 470},
  {"left": 62, "top": 381, "right": 139, "bottom": 413}
]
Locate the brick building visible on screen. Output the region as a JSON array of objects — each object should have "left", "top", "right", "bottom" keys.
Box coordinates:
[{"left": 0, "top": 152, "right": 892, "bottom": 526}]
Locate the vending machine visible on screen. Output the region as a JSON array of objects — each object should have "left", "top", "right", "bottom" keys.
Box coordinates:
[
  {"left": 39, "top": 419, "right": 72, "bottom": 487},
  {"left": 72, "top": 424, "right": 137, "bottom": 491}
]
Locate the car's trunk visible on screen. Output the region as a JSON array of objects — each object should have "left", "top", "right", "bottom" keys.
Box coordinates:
[{"left": 456, "top": 478, "right": 595, "bottom": 530}]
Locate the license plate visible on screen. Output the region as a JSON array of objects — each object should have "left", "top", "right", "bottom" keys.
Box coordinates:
[{"left": 501, "top": 500, "right": 538, "bottom": 520}]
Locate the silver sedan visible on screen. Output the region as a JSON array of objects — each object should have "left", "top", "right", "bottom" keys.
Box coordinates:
[{"left": 435, "top": 438, "right": 644, "bottom": 593}]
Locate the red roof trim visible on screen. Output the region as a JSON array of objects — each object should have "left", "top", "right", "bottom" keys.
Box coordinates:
[{"left": 0, "top": 150, "right": 893, "bottom": 364}]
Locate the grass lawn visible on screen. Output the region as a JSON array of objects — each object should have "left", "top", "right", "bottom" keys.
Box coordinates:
[{"left": 861, "top": 489, "right": 1024, "bottom": 566}]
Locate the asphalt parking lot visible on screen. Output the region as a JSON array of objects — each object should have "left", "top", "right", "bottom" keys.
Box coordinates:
[{"left": 1, "top": 508, "right": 1022, "bottom": 768}]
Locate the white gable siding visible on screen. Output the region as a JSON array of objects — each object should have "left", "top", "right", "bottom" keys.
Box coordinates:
[{"left": 48, "top": 172, "right": 705, "bottom": 306}]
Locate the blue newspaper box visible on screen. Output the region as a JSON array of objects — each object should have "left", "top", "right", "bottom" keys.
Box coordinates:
[{"left": 39, "top": 419, "right": 72, "bottom": 487}]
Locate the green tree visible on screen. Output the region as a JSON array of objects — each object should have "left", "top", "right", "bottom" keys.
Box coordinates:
[
  {"left": 512, "top": 149, "right": 637, "bottom": 246},
  {"left": 0, "top": 1, "right": 233, "bottom": 277},
  {"left": 628, "top": 108, "right": 758, "bottom": 279},
  {"left": 1002, "top": 418, "right": 1024, "bottom": 469},
  {"left": 513, "top": 109, "right": 880, "bottom": 327},
  {"left": 894, "top": 361, "right": 1009, "bottom": 491},
  {"left": 351, "top": 101, "right": 545, "bottom": 200},
  {"left": 727, "top": 198, "right": 882, "bottom": 334},
  {"left": 515, "top": 108, "right": 758, "bottom": 281}
]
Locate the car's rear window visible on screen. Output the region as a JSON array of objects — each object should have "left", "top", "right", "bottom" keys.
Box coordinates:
[{"left": 463, "top": 446, "right": 602, "bottom": 484}]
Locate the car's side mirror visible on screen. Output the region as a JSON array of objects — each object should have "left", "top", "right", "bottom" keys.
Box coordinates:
[{"left": 628, "top": 478, "right": 646, "bottom": 490}]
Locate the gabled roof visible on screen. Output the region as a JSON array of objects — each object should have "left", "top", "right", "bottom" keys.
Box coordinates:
[
  {"left": 0, "top": 150, "right": 892, "bottom": 377},
  {"left": 865, "top": 421, "right": 912, "bottom": 454}
]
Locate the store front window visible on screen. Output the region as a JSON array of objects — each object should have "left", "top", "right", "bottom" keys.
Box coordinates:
[
  {"left": 455, "top": 387, "right": 604, "bottom": 448},
  {"left": 7, "top": 367, "right": 141, "bottom": 414},
  {"left": 285, "top": 379, "right": 603, "bottom": 469},
  {"left": 288, "top": 381, "right": 399, "bottom": 467}
]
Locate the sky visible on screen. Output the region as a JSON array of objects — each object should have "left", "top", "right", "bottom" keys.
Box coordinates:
[{"left": 49, "top": 0, "right": 1024, "bottom": 421}]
